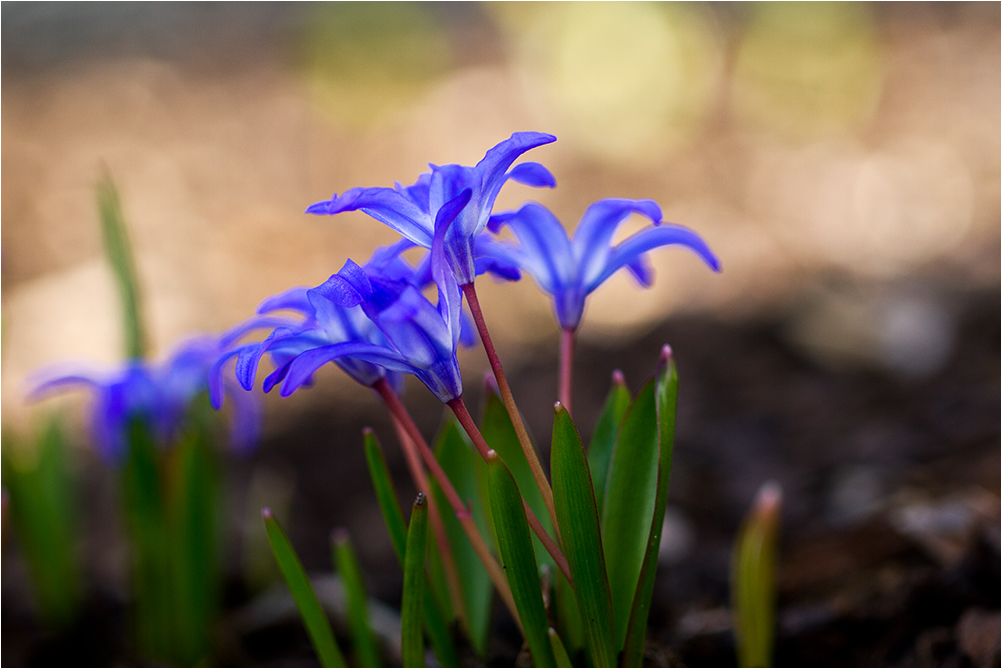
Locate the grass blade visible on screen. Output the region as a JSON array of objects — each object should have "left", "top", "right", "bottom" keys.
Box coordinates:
[
  {"left": 363, "top": 430, "right": 458, "bottom": 667},
  {"left": 480, "top": 390, "right": 553, "bottom": 567},
  {"left": 601, "top": 377, "right": 659, "bottom": 652},
  {"left": 587, "top": 370, "right": 631, "bottom": 516},
  {"left": 263, "top": 508, "right": 345, "bottom": 668},
  {"left": 550, "top": 403, "right": 616, "bottom": 668},
  {"left": 622, "top": 348, "right": 678, "bottom": 666},
  {"left": 486, "top": 451, "right": 556, "bottom": 668},
  {"left": 96, "top": 172, "right": 146, "bottom": 360},
  {"left": 732, "top": 482, "right": 782, "bottom": 668},
  {"left": 549, "top": 627, "right": 573, "bottom": 668},
  {"left": 332, "top": 529, "right": 381, "bottom": 668},
  {"left": 1, "top": 419, "right": 81, "bottom": 627},
  {"left": 402, "top": 494, "right": 429, "bottom": 668},
  {"left": 430, "top": 418, "right": 493, "bottom": 656},
  {"left": 167, "top": 420, "right": 220, "bottom": 665}
]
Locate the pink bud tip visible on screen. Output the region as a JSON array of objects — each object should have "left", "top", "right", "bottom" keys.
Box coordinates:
[
  {"left": 331, "top": 527, "right": 350, "bottom": 545},
  {"left": 660, "top": 344, "right": 673, "bottom": 364},
  {"left": 754, "top": 481, "right": 783, "bottom": 515},
  {"left": 262, "top": 507, "right": 273, "bottom": 519},
  {"left": 612, "top": 369, "right": 626, "bottom": 386},
  {"left": 483, "top": 371, "right": 500, "bottom": 395},
  {"left": 554, "top": 401, "right": 564, "bottom": 413},
  {"left": 362, "top": 426, "right": 374, "bottom": 436}
]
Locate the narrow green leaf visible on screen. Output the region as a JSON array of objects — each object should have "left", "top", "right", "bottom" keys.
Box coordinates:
[
  {"left": 554, "top": 567, "right": 584, "bottom": 654},
  {"left": 549, "top": 627, "right": 573, "bottom": 668},
  {"left": 732, "top": 482, "right": 782, "bottom": 668},
  {"left": 96, "top": 173, "right": 146, "bottom": 360},
  {"left": 622, "top": 350, "right": 678, "bottom": 667},
  {"left": 550, "top": 405, "right": 616, "bottom": 668},
  {"left": 486, "top": 451, "right": 556, "bottom": 668},
  {"left": 167, "top": 421, "right": 220, "bottom": 665},
  {"left": 332, "top": 529, "right": 381, "bottom": 668},
  {"left": 121, "top": 419, "right": 173, "bottom": 661},
  {"left": 429, "top": 418, "right": 493, "bottom": 656},
  {"left": 587, "top": 370, "right": 631, "bottom": 516},
  {"left": 402, "top": 494, "right": 429, "bottom": 668},
  {"left": 480, "top": 391, "right": 552, "bottom": 569},
  {"left": 363, "top": 430, "right": 458, "bottom": 667},
  {"left": 601, "top": 377, "right": 659, "bottom": 652},
  {"left": 263, "top": 509, "right": 345, "bottom": 668},
  {"left": 1, "top": 419, "right": 81, "bottom": 627}
]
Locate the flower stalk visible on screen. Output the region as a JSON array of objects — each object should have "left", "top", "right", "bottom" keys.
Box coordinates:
[
  {"left": 461, "top": 281, "right": 560, "bottom": 538},
  {"left": 447, "top": 395, "right": 572, "bottom": 584},
  {"left": 373, "top": 378, "right": 521, "bottom": 627}
]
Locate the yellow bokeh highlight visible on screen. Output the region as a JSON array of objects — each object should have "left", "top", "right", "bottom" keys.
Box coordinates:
[
  {"left": 300, "top": 2, "right": 452, "bottom": 128},
  {"left": 502, "top": 2, "right": 722, "bottom": 161},
  {"left": 731, "top": 2, "right": 882, "bottom": 140}
]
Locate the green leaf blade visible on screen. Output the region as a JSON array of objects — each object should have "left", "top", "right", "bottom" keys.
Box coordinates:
[
  {"left": 732, "top": 482, "right": 782, "bottom": 668},
  {"left": 263, "top": 509, "right": 345, "bottom": 668},
  {"left": 96, "top": 173, "right": 146, "bottom": 360},
  {"left": 333, "top": 530, "right": 381, "bottom": 668},
  {"left": 550, "top": 404, "right": 616, "bottom": 668},
  {"left": 549, "top": 627, "right": 573, "bottom": 668},
  {"left": 587, "top": 371, "right": 631, "bottom": 517},
  {"left": 601, "top": 378, "right": 660, "bottom": 652},
  {"left": 402, "top": 494, "right": 430, "bottom": 668},
  {"left": 430, "top": 419, "right": 493, "bottom": 656},
  {"left": 480, "top": 391, "right": 553, "bottom": 567},
  {"left": 622, "top": 351, "right": 679, "bottom": 667},
  {"left": 486, "top": 452, "right": 556, "bottom": 668},
  {"left": 363, "top": 430, "right": 458, "bottom": 667}
]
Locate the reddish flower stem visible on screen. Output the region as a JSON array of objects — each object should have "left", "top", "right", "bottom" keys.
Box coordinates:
[
  {"left": 461, "top": 282, "right": 560, "bottom": 538},
  {"left": 373, "top": 378, "right": 520, "bottom": 626},
  {"left": 559, "top": 327, "right": 575, "bottom": 416},
  {"left": 387, "top": 414, "right": 466, "bottom": 625},
  {"left": 447, "top": 396, "right": 572, "bottom": 585}
]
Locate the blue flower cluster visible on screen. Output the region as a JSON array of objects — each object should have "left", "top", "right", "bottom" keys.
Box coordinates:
[
  {"left": 219, "top": 132, "right": 720, "bottom": 406},
  {"left": 29, "top": 334, "right": 261, "bottom": 462},
  {"left": 30, "top": 132, "right": 719, "bottom": 457}
]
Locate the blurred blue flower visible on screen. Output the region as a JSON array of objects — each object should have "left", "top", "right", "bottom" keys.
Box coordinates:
[
  {"left": 306, "top": 131, "right": 555, "bottom": 284},
  {"left": 481, "top": 199, "right": 721, "bottom": 331},
  {"left": 28, "top": 335, "right": 262, "bottom": 463},
  {"left": 225, "top": 199, "right": 473, "bottom": 403}
]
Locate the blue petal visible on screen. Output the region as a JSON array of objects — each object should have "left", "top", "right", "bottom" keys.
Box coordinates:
[
  {"left": 571, "top": 198, "right": 663, "bottom": 286},
  {"left": 473, "top": 132, "right": 557, "bottom": 227},
  {"left": 257, "top": 287, "right": 314, "bottom": 315},
  {"left": 222, "top": 377, "right": 260, "bottom": 455},
  {"left": 488, "top": 202, "right": 575, "bottom": 295},
  {"left": 309, "top": 186, "right": 435, "bottom": 248},
  {"left": 314, "top": 259, "right": 373, "bottom": 308},
  {"left": 280, "top": 343, "right": 414, "bottom": 397},
  {"left": 588, "top": 223, "right": 721, "bottom": 291},
  {"left": 210, "top": 345, "right": 254, "bottom": 408},
  {"left": 507, "top": 161, "right": 557, "bottom": 188}
]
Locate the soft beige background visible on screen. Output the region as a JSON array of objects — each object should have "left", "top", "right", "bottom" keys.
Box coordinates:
[{"left": 3, "top": 3, "right": 999, "bottom": 437}]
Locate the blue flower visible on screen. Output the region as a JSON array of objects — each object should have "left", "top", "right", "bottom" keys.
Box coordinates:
[
  {"left": 28, "top": 335, "right": 262, "bottom": 463},
  {"left": 305, "top": 132, "right": 556, "bottom": 284},
  {"left": 227, "top": 196, "right": 473, "bottom": 403},
  {"left": 481, "top": 199, "right": 721, "bottom": 331}
]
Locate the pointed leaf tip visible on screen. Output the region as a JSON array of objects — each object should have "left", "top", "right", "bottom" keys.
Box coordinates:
[
  {"left": 612, "top": 369, "right": 626, "bottom": 387},
  {"left": 483, "top": 371, "right": 500, "bottom": 396},
  {"left": 362, "top": 426, "right": 374, "bottom": 437},
  {"left": 414, "top": 492, "right": 427, "bottom": 507},
  {"left": 262, "top": 507, "right": 273, "bottom": 519},
  {"left": 331, "top": 527, "right": 350, "bottom": 545},
  {"left": 553, "top": 401, "right": 565, "bottom": 415},
  {"left": 755, "top": 481, "right": 783, "bottom": 517},
  {"left": 485, "top": 449, "right": 499, "bottom": 462},
  {"left": 660, "top": 344, "right": 673, "bottom": 365}
]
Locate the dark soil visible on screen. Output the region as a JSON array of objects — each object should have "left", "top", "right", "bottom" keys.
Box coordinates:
[{"left": 3, "top": 285, "right": 999, "bottom": 667}]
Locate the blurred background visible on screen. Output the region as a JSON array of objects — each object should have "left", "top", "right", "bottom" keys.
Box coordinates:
[{"left": 3, "top": 2, "right": 999, "bottom": 666}]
